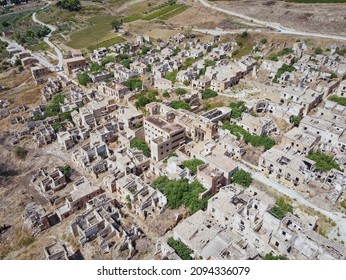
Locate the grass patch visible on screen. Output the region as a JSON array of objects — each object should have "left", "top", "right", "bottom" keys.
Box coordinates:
[
  {"left": 232, "top": 34, "right": 254, "bottom": 59},
  {"left": 328, "top": 95, "right": 346, "bottom": 107},
  {"left": 68, "top": 16, "right": 120, "bottom": 49},
  {"left": 143, "top": 4, "right": 183, "bottom": 20},
  {"left": 27, "top": 41, "right": 52, "bottom": 52},
  {"left": 182, "top": 57, "right": 201, "bottom": 69},
  {"left": 36, "top": 5, "right": 78, "bottom": 24},
  {"left": 285, "top": 0, "right": 346, "bottom": 3},
  {"left": 87, "top": 36, "right": 125, "bottom": 51},
  {"left": 122, "top": 14, "right": 143, "bottom": 23},
  {"left": 158, "top": 5, "right": 189, "bottom": 20},
  {"left": 203, "top": 100, "right": 225, "bottom": 111}
]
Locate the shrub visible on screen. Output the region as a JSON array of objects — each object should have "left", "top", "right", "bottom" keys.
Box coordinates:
[
  {"left": 14, "top": 146, "right": 28, "bottom": 159},
  {"left": 170, "top": 100, "right": 191, "bottom": 110},
  {"left": 290, "top": 115, "right": 302, "bottom": 127},
  {"left": 175, "top": 88, "right": 186, "bottom": 95},
  {"left": 314, "top": 47, "right": 323, "bottom": 55},
  {"left": 59, "top": 165, "right": 71, "bottom": 178}
]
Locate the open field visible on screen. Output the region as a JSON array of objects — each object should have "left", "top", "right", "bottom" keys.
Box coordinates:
[
  {"left": 285, "top": 0, "right": 346, "bottom": 3},
  {"left": 143, "top": 4, "right": 185, "bottom": 20},
  {"left": 158, "top": 5, "right": 190, "bottom": 20},
  {"left": 87, "top": 36, "right": 126, "bottom": 51},
  {"left": 67, "top": 16, "right": 121, "bottom": 49},
  {"left": 210, "top": 0, "right": 346, "bottom": 36}
]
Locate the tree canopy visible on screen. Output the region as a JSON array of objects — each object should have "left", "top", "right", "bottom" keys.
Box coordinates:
[
  {"left": 153, "top": 176, "right": 208, "bottom": 213},
  {"left": 202, "top": 89, "right": 218, "bottom": 100},
  {"left": 130, "top": 139, "right": 151, "bottom": 157},
  {"left": 57, "top": 0, "right": 81, "bottom": 11},
  {"left": 124, "top": 78, "right": 142, "bottom": 91},
  {"left": 232, "top": 169, "right": 252, "bottom": 188},
  {"left": 307, "top": 151, "right": 341, "bottom": 172},
  {"left": 182, "top": 159, "right": 204, "bottom": 175}
]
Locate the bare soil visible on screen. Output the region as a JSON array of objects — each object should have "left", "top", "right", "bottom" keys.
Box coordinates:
[{"left": 214, "top": 0, "right": 346, "bottom": 36}]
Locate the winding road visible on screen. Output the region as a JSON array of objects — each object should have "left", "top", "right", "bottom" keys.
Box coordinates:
[
  {"left": 197, "top": 0, "right": 346, "bottom": 41},
  {"left": 32, "top": 1, "right": 63, "bottom": 70}
]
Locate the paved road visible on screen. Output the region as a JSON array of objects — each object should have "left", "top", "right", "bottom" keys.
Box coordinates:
[
  {"left": 237, "top": 162, "right": 346, "bottom": 242},
  {"left": 197, "top": 0, "right": 346, "bottom": 41},
  {"left": 0, "top": 36, "right": 54, "bottom": 68},
  {"left": 32, "top": 1, "right": 64, "bottom": 70}
]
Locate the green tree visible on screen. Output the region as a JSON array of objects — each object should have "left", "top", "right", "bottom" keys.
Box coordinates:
[
  {"left": 162, "top": 91, "right": 170, "bottom": 98},
  {"left": 130, "top": 139, "right": 151, "bottom": 157},
  {"left": 232, "top": 169, "right": 252, "bottom": 188},
  {"left": 124, "top": 78, "right": 142, "bottom": 91},
  {"left": 290, "top": 115, "right": 302, "bottom": 127},
  {"left": 57, "top": 0, "right": 81, "bottom": 11},
  {"left": 229, "top": 101, "right": 246, "bottom": 119},
  {"left": 182, "top": 159, "right": 204, "bottom": 175},
  {"left": 14, "top": 58, "right": 22, "bottom": 67},
  {"left": 307, "top": 151, "right": 341, "bottom": 172},
  {"left": 202, "top": 89, "right": 218, "bottom": 100},
  {"left": 183, "top": 80, "right": 190, "bottom": 86},
  {"left": 152, "top": 176, "right": 208, "bottom": 214},
  {"left": 167, "top": 237, "right": 193, "bottom": 260},
  {"left": 111, "top": 19, "right": 122, "bottom": 31},
  {"left": 78, "top": 72, "right": 92, "bottom": 86},
  {"left": 241, "top": 31, "right": 248, "bottom": 38},
  {"left": 59, "top": 165, "right": 72, "bottom": 178}
]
